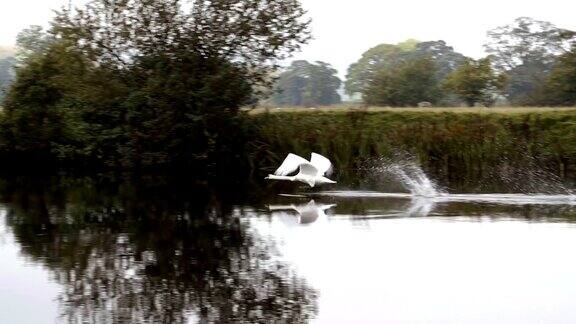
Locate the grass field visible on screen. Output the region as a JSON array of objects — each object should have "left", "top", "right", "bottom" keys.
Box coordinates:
[{"left": 246, "top": 106, "right": 576, "bottom": 115}]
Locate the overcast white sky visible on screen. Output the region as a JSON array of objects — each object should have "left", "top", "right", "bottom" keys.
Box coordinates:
[{"left": 1, "top": 0, "right": 575, "bottom": 77}]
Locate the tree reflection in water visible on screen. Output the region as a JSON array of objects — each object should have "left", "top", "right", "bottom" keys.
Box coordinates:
[{"left": 0, "top": 177, "right": 317, "bottom": 323}]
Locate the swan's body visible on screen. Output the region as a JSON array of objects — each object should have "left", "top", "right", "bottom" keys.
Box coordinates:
[
  {"left": 265, "top": 153, "right": 336, "bottom": 187},
  {"left": 268, "top": 200, "right": 336, "bottom": 225}
]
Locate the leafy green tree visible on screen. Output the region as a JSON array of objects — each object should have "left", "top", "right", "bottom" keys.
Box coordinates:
[
  {"left": 272, "top": 60, "right": 341, "bottom": 106},
  {"left": 345, "top": 40, "right": 467, "bottom": 97},
  {"left": 53, "top": 0, "right": 310, "bottom": 86},
  {"left": 2, "top": 0, "right": 310, "bottom": 170},
  {"left": 118, "top": 52, "right": 254, "bottom": 167},
  {"left": 442, "top": 58, "right": 506, "bottom": 107},
  {"left": 0, "top": 27, "right": 52, "bottom": 103},
  {"left": 363, "top": 57, "right": 442, "bottom": 106},
  {"left": 345, "top": 40, "right": 418, "bottom": 95},
  {"left": 407, "top": 41, "right": 468, "bottom": 81},
  {"left": 0, "top": 43, "right": 90, "bottom": 160},
  {"left": 541, "top": 47, "right": 576, "bottom": 106},
  {"left": 484, "top": 17, "right": 576, "bottom": 104},
  {"left": 15, "top": 25, "right": 54, "bottom": 62}
]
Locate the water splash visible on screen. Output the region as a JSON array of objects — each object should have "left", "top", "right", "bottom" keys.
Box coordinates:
[
  {"left": 368, "top": 156, "right": 443, "bottom": 197},
  {"left": 310, "top": 191, "right": 576, "bottom": 206},
  {"left": 485, "top": 156, "right": 574, "bottom": 195},
  {"left": 405, "top": 197, "right": 436, "bottom": 217},
  {"left": 387, "top": 163, "right": 441, "bottom": 197}
]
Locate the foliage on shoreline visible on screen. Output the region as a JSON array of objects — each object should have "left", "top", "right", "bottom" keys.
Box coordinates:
[
  {"left": 248, "top": 109, "right": 576, "bottom": 187},
  {"left": 4, "top": 104, "right": 576, "bottom": 186},
  {"left": 0, "top": 0, "right": 310, "bottom": 173}
]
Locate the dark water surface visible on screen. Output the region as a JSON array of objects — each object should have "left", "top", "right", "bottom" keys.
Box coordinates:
[{"left": 2, "top": 176, "right": 576, "bottom": 323}]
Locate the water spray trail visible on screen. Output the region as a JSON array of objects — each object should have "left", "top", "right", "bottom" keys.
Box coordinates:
[
  {"left": 388, "top": 164, "right": 440, "bottom": 197},
  {"left": 370, "top": 157, "right": 442, "bottom": 197}
]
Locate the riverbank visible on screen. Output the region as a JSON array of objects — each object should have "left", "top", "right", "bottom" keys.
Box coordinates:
[
  {"left": 2, "top": 106, "right": 576, "bottom": 190},
  {"left": 249, "top": 107, "right": 576, "bottom": 189}
]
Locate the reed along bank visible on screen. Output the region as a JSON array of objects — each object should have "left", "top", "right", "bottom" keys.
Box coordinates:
[{"left": 248, "top": 108, "right": 576, "bottom": 190}]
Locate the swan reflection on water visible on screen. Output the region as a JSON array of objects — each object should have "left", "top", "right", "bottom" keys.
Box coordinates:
[
  {"left": 404, "top": 196, "right": 436, "bottom": 217},
  {"left": 267, "top": 197, "right": 437, "bottom": 224},
  {"left": 268, "top": 200, "right": 336, "bottom": 225}
]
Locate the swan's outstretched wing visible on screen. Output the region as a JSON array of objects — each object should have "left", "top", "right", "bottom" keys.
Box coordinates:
[
  {"left": 310, "top": 152, "right": 333, "bottom": 176},
  {"left": 274, "top": 153, "right": 309, "bottom": 176},
  {"left": 267, "top": 204, "right": 298, "bottom": 212},
  {"left": 297, "top": 162, "right": 319, "bottom": 177},
  {"left": 319, "top": 203, "right": 337, "bottom": 211}
]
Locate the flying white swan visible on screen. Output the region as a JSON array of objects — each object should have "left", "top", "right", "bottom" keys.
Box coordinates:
[
  {"left": 268, "top": 200, "right": 336, "bottom": 225},
  {"left": 265, "top": 153, "right": 336, "bottom": 187}
]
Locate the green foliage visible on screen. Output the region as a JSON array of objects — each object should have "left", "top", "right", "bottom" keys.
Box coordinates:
[
  {"left": 363, "top": 58, "right": 442, "bottom": 106},
  {"left": 117, "top": 52, "right": 255, "bottom": 168},
  {"left": 1, "top": 0, "right": 310, "bottom": 172},
  {"left": 485, "top": 17, "right": 576, "bottom": 104},
  {"left": 406, "top": 41, "right": 468, "bottom": 81},
  {"left": 0, "top": 28, "right": 52, "bottom": 104},
  {"left": 485, "top": 17, "right": 574, "bottom": 71},
  {"left": 0, "top": 46, "right": 90, "bottom": 156},
  {"left": 345, "top": 40, "right": 467, "bottom": 96},
  {"left": 542, "top": 48, "right": 576, "bottom": 106},
  {"left": 505, "top": 62, "right": 552, "bottom": 105},
  {"left": 345, "top": 40, "right": 417, "bottom": 95},
  {"left": 15, "top": 25, "right": 54, "bottom": 62},
  {"left": 53, "top": 0, "right": 310, "bottom": 86},
  {"left": 1, "top": 43, "right": 258, "bottom": 169},
  {"left": 272, "top": 60, "right": 341, "bottom": 106},
  {"left": 442, "top": 58, "right": 506, "bottom": 107},
  {"left": 250, "top": 110, "right": 576, "bottom": 187}
]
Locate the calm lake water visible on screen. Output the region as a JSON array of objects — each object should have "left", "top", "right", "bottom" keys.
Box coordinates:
[{"left": 2, "top": 176, "right": 576, "bottom": 323}]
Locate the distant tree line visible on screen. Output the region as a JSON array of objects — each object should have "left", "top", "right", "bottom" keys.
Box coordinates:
[
  {"left": 269, "top": 17, "right": 576, "bottom": 107},
  {"left": 4, "top": 16, "right": 576, "bottom": 111}
]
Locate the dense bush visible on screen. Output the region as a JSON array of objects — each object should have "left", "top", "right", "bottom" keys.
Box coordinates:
[
  {"left": 0, "top": 46, "right": 258, "bottom": 173},
  {"left": 0, "top": 44, "right": 88, "bottom": 165},
  {"left": 0, "top": 0, "right": 310, "bottom": 174},
  {"left": 249, "top": 110, "right": 576, "bottom": 188}
]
